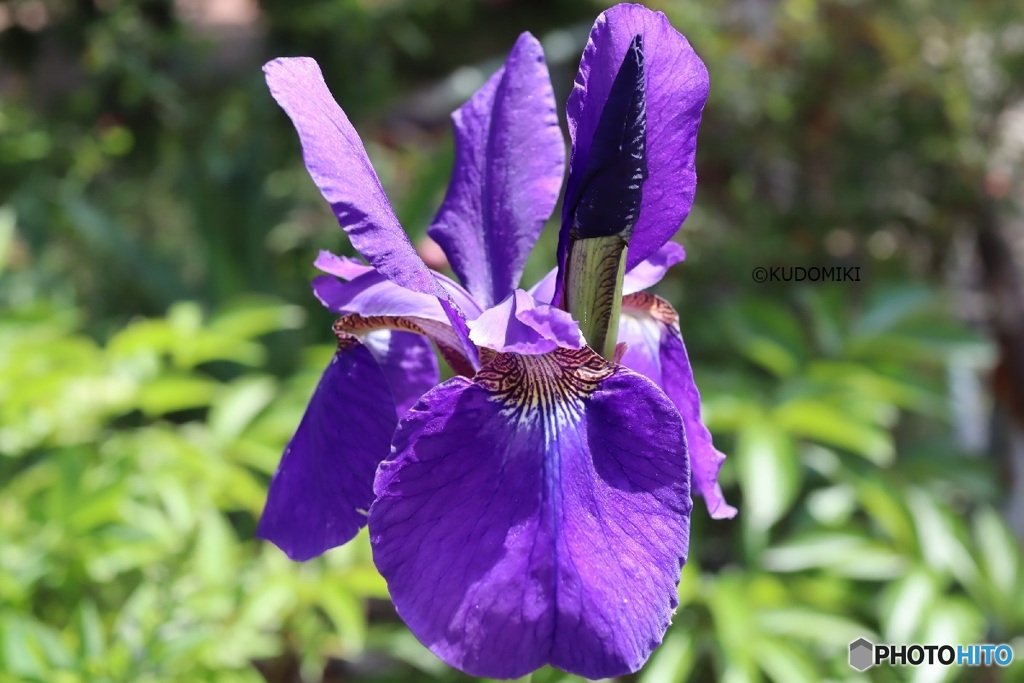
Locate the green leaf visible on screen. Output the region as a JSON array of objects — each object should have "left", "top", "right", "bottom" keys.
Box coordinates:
[
  {"left": 639, "top": 630, "right": 695, "bottom": 683},
  {"left": 137, "top": 375, "right": 219, "bottom": 415},
  {"left": 76, "top": 601, "right": 105, "bottom": 661},
  {"left": 756, "top": 607, "right": 874, "bottom": 646},
  {"left": 208, "top": 298, "right": 305, "bottom": 340},
  {"left": 753, "top": 637, "right": 821, "bottom": 683},
  {"left": 906, "top": 489, "right": 978, "bottom": 588},
  {"left": 194, "top": 511, "right": 236, "bottom": 585},
  {"left": 724, "top": 299, "right": 807, "bottom": 377},
  {"left": 879, "top": 569, "right": 938, "bottom": 643},
  {"left": 317, "top": 586, "right": 366, "bottom": 653},
  {"left": 852, "top": 285, "right": 936, "bottom": 337},
  {"left": 209, "top": 376, "right": 277, "bottom": 442},
  {"left": 0, "top": 206, "right": 15, "bottom": 277},
  {"left": 0, "top": 614, "right": 74, "bottom": 676},
  {"left": 971, "top": 506, "right": 1022, "bottom": 627},
  {"left": 736, "top": 415, "right": 802, "bottom": 536},
  {"left": 773, "top": 399, "right": 893, "bottom": 465},
  {"left": 763, "top": 533, "right": 907, "bottom": 579}
]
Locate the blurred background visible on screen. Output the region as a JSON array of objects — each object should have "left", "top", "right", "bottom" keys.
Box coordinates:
[{"left": 2, "top": 0, "right": 1023, "bottom": 681}]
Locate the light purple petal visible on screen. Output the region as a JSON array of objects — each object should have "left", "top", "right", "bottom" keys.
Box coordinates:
[
  {"left": 528, "top": 241, "right": 686, "bottom": 305},
  {"left": 526, "top": 267, "right": 559, "bottom": 306},
  {"left": 311, "top": 269, "right": 482, "bottom": 377},
  {"left": 258, "top": 342, "right": 396, "bottom": 561},
  {"left": 558, "top": 6, "right": 708, "bottom": 277},
  {"left": 428, "top": 33, "right": 565, "bottom": 308},
  {"left": 370, "top": 348, "right": 691, "bottom": 679},
  {"left": 619, "top": 293, "right": 736, "bottom": 519},
  {"left": 468, "top": 289, "right": 584, "bottom": 354},
  {"left": 264, "top": 58, "right": 478, "bottom": 367},
  {"left": 361, "top": 330, "right": 440, "bottom": 417},
  {"left": 314, "top": 250, "right": 373, "bottom": 281},
  {"left": 313, "top": 272, "right": 448, "bottom": 323},
  {"left": 312, "top": 265, "right": 483, "bottom": 323},
  {"left": 623, "top": 241, "right": 686, "bottom": 295}
]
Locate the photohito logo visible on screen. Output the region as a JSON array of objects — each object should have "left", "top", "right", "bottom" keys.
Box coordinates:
[{"left": 849, "top": 638, "right": 1014, "bottom": 671}]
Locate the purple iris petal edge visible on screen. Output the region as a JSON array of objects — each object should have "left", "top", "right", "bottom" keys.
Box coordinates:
[
  {"left": 429, "top": 32, "right": 565, "bottom": 309},
  {"left": 554, "top": 4, "right": 709, "bottom": 303},
  {"left": 369, "top": 349, "right": 691, "bottom": 679}
]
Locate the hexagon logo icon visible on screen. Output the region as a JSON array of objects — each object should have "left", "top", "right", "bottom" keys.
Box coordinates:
[{"left": 849, "top": 638, "right": 874, "bottom": 671}]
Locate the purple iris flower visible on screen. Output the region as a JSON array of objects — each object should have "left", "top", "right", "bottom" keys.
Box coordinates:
[{"left": 258, "top": 4, "right": 735, "bottom": 678}]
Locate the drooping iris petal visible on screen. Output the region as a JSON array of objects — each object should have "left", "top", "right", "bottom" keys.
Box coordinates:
[
  {"left": 264, "top": 58, "right": 478, "bottom": 368},
  {"left": 370, "top": 348, "right": 691, "bottom": 679},
  {"left": 428, "top": 32, "right": 565, "bottom": 309},
  {"left": 258, "top": 341, "right": 397, "bottom": 561},
  {"left": 559, "top": 5, "right": 709, "bottom": 272},
  {"left": 619, "top": 292, "right": 736, "bottom": 519},
  {"left": 360, "top": 329, "right": 439, "bottom": 417},
  {"left": 528, "top": 241, "right": 686, "bottom": 305},
  {"left": 468, "top": 289, "right": 584, "bottom": 354}
]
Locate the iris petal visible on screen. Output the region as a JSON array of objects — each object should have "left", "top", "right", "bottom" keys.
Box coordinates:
[
  {"left": 528, "top": 241, "right": 686, "bottom": 305},
  {"left": 360, "top": 329, "right": 439, "bottom": 417},
  {"left": 619, "top": 292, "right": 737, "bottom": 519},
  {"left": 559, "top": 6, "right": 708, "bottom": 273},
  {"left": 370, "top": 348, "right": 691, "bottom": 679},
  {"left": 622, "top": 241, "right": 686, "bottom": 295},
  {"left": 311, "top": 267, "right": 483, "bottom": 377},
  {"left": 264, "top": 58, "right": 478, "bottom": 367},
  {"left": 312, "top": 269, "right": 482, "bottom": 324},
  {"left": 429, "top": 33, "right": 565, "bottom": 308},
  {"left": 468, "top": 289, "right": 584, "bottom": 355},
  {"left": 258, "top": 341, "right": 397, "bottom": 561},
  {"left": 314, "top": 250, "right": 373, "bottom": 281}
]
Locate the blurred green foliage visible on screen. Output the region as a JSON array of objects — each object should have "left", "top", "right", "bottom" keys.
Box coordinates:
[{"left": 2, "top": 0, "right": 1024, "bottom": 681}]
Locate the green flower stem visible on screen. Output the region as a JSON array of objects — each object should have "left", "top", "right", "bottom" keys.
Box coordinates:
[{"left": 565, "top": 234, "right": 628, "bottom": 360}]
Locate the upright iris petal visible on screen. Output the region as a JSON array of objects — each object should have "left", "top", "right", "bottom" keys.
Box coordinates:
[
  {"left": 567, "top": 33, "right": 647, "bottom": 243},
  {"left": 429, "top": 33, "right": 565, "bottom": 309},
  {"left": 369, "top": 348, "right": 691, "bottom": 679},
  {"left": 559, "top": 4, "right": 709, "bottom": 273},
  {"left": 264, "top": 58, "right": 478, "bottom": 368},
  {"left": 561, "top": 33, "right": 648, "bottom": 358}
]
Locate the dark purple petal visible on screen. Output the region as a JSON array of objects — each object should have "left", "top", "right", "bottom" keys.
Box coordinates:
[
  {"left": 264, "top": 58, "right": 478, "bottom": 367},
  {"left": 567, "top": 33, "right": 647, "bottom": 242},
  {"left": 558, "top": 6, "right": 708, "bottom": 278},
  {"left": 370, "top": 348, "right": 691, "bottom": 679},
  {"left": 361, "top": 330, "right": 439, "bottom": 417},
  {"left": 258, "top": 342, "right": 396, "bottom": 561},
  {"left": 468, "top": 289, "right": 584, "bottom": 354},
  {"left": 428, "top": 33, "right": 565, "bottom": 308},
  {"left": 619, "top": 293, "right": 736, "bottom": 519}
]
